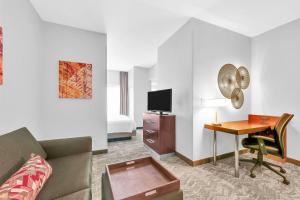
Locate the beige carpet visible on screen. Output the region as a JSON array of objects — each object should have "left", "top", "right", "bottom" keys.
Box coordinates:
[{"left": 92, "top": 131, "right": 300, "bottom": 200}]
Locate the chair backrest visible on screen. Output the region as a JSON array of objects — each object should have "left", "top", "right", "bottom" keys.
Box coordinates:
[{"left": 274, "top": 113, "right": 294, "bottom": 157}]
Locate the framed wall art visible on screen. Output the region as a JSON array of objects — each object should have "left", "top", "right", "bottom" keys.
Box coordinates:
[{"left": 59, "top": 60, "right": 92, "bottom": 99}]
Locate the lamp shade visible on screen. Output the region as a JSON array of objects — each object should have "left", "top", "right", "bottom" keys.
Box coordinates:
[{"left": 202, "top": 98, "right": 230, "bottom": 108}]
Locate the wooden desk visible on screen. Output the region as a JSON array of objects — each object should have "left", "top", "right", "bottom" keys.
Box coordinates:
[{"left": 204, "top": 114, "right": 280, "bottom": 178}]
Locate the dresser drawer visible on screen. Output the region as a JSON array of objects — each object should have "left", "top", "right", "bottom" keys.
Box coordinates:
[
  {"left": 143, "top": 129, "right": 159, "bottom": 150},
  {"left": 143, "top": 115, "right": 159, "bottom": 130},
  {"left": 143, "top": 113, "right": 175, "bottom": 155},
  {"left": 144, "top": 137, "right": 159, "bottom": 151}
]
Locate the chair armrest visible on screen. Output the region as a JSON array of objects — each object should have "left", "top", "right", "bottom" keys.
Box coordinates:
[
  {"left": 251, "top": 135, "right": 275, "bottom": 143},
  {"left": 39, "top": 136, "right": 92, "bottom": 159}
]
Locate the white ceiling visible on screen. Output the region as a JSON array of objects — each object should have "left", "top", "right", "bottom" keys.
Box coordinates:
[{"left": 30, "top": 0, "right": 300, "bottom": 71}]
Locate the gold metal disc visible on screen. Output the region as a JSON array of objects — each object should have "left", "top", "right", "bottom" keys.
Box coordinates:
[
  {"left": 218, "top": 64, "right": 241, "bottom": 99},
  {"left": 231, "top": 88, "right": 244, "bottom": 109},
  {"left": 237, "top": 66, "right": 250, "bottom": 89}
]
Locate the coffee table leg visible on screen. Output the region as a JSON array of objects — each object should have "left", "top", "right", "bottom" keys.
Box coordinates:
[
  {"left": 213, "top": 130, "right": 217, "bottom": 165},
  {"left": 235, "top": 135, "right": 239, "bottom": 178}
]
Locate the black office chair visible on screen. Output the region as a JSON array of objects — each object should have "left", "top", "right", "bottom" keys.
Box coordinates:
[{"left": 240, "top": 113, "right": 294, "bottom": 185}]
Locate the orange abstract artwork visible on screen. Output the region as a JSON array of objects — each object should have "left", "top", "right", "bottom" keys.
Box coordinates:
[
  {"left": 59, "top": 61, "right": 92, "bottom": 99},
  {"left": 0, "top": 26, "right": 3, "bottom": 85}
]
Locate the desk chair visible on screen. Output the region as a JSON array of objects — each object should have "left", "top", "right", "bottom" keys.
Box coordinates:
[{"left": 240, "top": 113, "right": 294, "bottom": 185}]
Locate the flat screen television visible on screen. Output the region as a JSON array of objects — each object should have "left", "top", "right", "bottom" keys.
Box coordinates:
[{"left": 147, "top": 89, "right": 172, "bottom": 114}]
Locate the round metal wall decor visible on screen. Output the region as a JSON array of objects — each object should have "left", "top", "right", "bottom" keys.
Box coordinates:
[
  {"left": 218, "top": 64, "right": 241, "bottom": 99},
  {"left": 217, "top": 64, "right": 250, "bottom": 109},
  {"left": 231, "top": 88, "right": 244, "bottom": 109},
  {"left": 237, "top": 66, "right": 250, "bottom": 89}
]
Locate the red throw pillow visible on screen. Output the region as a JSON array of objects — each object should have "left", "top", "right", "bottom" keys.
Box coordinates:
[{"left": 0, "top": 154, "right": 52, "bottom": 200}]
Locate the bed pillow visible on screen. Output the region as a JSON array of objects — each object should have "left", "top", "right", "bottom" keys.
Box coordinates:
[{"left": 0, "top": 154, "right": 52, "bottom": 200}]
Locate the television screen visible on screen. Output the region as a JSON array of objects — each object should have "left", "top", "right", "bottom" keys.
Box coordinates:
[{"left": 147, "top": 89, "right": 172, "bottom": 112}]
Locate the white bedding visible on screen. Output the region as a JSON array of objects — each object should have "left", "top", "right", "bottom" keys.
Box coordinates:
[{"left": 107, "top": 115, "right": 136, "bottom": 133}]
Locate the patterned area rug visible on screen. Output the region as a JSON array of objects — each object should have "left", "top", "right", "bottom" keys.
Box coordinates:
[{"left": 92, "top": 131, "right": 300, "bottom": 200}]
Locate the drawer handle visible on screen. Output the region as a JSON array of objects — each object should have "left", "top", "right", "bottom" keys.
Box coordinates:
[
  {"left": 126, "top": 161, "right": 135, "bottom": 165},
  {"left": 145, "top": 130, "right": 155, "bottom": 134},
  {"left": 145, "top": 190, "right": 157, "bottom": 196},
  {"left": 147, "top": 139, "right": 154, "bottom": 144},
  {"left": 144, "top": 131, "right": 150, "bottom": 136},
  {"left": 126, "top": 166, "right": 135, "bottom": 170}
]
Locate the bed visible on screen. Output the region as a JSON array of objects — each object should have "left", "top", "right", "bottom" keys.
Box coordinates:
[{"left": 107, "top": 115, "right": 136, "bottom": 142}]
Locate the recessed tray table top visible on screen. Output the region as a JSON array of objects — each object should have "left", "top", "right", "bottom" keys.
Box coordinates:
[{"left": 105, "top": 156, "right": 180, "bottom": 200}]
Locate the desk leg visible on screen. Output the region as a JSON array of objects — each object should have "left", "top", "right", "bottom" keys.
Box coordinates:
[
  {"left": 235, "top": 135, "right": 239, "bottom": 178},
  {"left": 213, "top": 130, "right": 217, "bottom": 165}
]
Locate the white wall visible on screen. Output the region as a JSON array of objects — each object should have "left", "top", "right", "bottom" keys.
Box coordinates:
[
  {"left": 252, "top": 19, "right": 300, "bottom": 160},
  {"left": 40, "top": 22, "right": 107, "bottom": 151},
  {"left": 107, "top": 70, "right": 120, "bottom": 118},
  {"left": 133, "top": 67, "right": 150, "bottom": 127},
  {"left": 155, "top": 18, "right": 251, "bottom": 160},
  {"left": 149, "top": 64, "right": 158, "bottom": 91},
  {"left": 107, "top": 70, "right": 120, "bottom": 86},
  {"left": 0, "top": 0, "right": 43, "bottom": 136},
  {"left": 0, "top": 1, "right": 108, "bottom": 151},
  {"left": 191, "top": 19, "right": 251, "bottom": 160},
  {"left": 156, "top": 21, "right": 194, "bottom": 159}
]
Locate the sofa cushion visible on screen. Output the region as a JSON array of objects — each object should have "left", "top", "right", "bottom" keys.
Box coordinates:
[
  {"left": 0, "top": 127, "right": 47, "bottom": 185},
  {"left": 53, "top": 189, "right": 91, "bottom": 200},
  {"left": 1, "top": 127, "right": 47, "bottom": 160},
  {"left": 37, "top": 152, "right": 92, "bottom": 200},
  {"left": 0, "top": 154, "right": 52, "bottom": 199},
  {"left": 0, "top": 136, "right": 24, "bottom": 185}
]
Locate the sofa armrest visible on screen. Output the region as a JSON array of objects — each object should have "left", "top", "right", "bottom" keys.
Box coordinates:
[{"left": 39, "top": 136, "right": 92, "bottom": 159}]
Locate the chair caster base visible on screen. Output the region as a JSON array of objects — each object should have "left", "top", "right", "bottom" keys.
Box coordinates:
[
  {"left": 250, "top": 174, "right": 256, "bottom": 178},
  {"left": 280, "top": 168, "right": 286, "bottom": 174},
  {"left": 283, "top": 179, "right": 290, "bottom": 185}
]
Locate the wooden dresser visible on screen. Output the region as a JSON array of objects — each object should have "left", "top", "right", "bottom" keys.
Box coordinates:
[{"left": 143, "top": 113, "right": 175, "bottom": 155}]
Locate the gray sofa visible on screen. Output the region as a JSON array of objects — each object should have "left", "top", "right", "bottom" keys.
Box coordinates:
[{"left": 0, "top": 127, "right": 92, "bottom": 200}]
